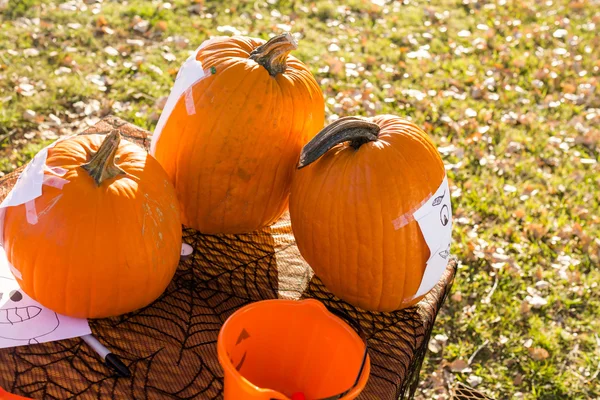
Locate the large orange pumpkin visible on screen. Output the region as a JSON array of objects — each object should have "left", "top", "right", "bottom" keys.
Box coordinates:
[
  {"left": 3, "top": 131, "right": 182, "bottom": 319},
  {"left": 153, "top": 33, "right": 325, "bottom": 234},
  {"left": 289, "top": 116, "right": 449, "bottom": 312}
]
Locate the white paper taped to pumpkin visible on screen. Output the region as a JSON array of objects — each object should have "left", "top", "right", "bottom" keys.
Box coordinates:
[
  {"left": 150, "top": 37, "right": 223, "bottom": 155},
  {"left": 0, "top": 137, "right": 71, "bottom": 247},
  {"left": 411, "top": 175, "right": 453, "bottom": 298}
]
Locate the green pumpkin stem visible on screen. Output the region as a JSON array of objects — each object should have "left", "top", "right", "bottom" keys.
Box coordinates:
[
  {"left": 249, "top": 32, "right": 298, "bottom": 76},
  {"left": 298, "top": 116, "right": 381, "bottom": 169},
  {"left": 81, "top": 130, "right": 126, "bottom": 186}
]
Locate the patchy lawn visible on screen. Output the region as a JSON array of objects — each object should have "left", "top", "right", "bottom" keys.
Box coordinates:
[{"left": 1, "top": 0, "right": 599, "bottom": 398}]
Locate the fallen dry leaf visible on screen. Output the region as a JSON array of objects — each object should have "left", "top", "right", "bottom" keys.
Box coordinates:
[
  {"left": 449, "top": 359, "right": 469, "bottom": 372},
  {"left": 156, "top": 21, "right": 168, "bottom": 31},
  {"left": 520, "top": 300, "right": 531, "bottom": 315},
  {"left": 23, "top": 48, "right": 40, "bottom": 57},
  {"left": 96, "top": 15, "right": 108, "bottom": 27},
  {"left": 535, "top": 266, "right": 544, "bottom": 280},
  {"left": 513, "top": 374, "right": 524, "bottom": 385},
  {"left": 528, "top": 347, "right": 550, "bottom": 361},
  {"left": 428, "top": 340, "right": 441, "bottom": 354},
  {"left": 23, "top": 109, "right": 36, "bottom": 121},
  {"left": 526, "top": 294, "right": 548, "bottom": 309},
  {"left": 467, "top": 374, "right": 482, "bottom": 387}
]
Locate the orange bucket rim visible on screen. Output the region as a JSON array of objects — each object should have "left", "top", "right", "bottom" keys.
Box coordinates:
[{"left": 216, "top": 299, "right": 370, "bottom": 400}]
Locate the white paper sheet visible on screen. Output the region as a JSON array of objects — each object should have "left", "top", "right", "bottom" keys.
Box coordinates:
[
  {"left": 150, "top": 37, "right": 223, "bottom": 155},
  {"left": 0, "top": 148, "right": 49, "bottom": 208},
  {"left": 0, "top": 248, "right": 91, "bottom": 348},
  {"left": 0, "top": 137, "right": 71, "bottom": 246},
  {"left": 412, "top": 175, "right": 453, "bottom": 298}
]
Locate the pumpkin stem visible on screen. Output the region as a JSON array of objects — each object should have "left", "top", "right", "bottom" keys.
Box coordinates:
[
  {"left": 249, "top": 32, "right": 298, "bottom": 76},
  {"left": 298, "top": 116, "right": 380, "bottom": 169},
  {"left": 81, "top": 130, "right": 126, "bottom": 186}
]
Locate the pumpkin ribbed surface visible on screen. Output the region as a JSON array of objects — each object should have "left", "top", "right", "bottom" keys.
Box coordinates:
[
  {"left": 289, "top": 115, "right": 445, "bottom": 311},
  {"left": 153, "top": 35, "right": 325, "bottom": 234},
  {"left": 3, "top": 133, "right": 182, "bottom": 318}
]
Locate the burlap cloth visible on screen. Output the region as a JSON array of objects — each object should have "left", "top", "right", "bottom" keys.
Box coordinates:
[{"left": 0, "top": 116, "right": 457, "bottom": 399}]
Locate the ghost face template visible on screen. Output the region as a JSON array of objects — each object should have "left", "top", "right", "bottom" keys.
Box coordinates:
[{"left": 0, "top": 275, "right": 60, "bottom": 344}]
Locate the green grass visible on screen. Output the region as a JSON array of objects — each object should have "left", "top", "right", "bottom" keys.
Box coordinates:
[{"left": 1, "top": 0, "right": 599, "bottom": 398}]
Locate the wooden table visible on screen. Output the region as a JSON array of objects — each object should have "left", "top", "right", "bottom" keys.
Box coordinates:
[{"left": 0, "top": 116, "right": 457, "bottom": 399}]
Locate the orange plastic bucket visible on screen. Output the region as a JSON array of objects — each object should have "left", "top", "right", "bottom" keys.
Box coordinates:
[
  {"left": 217, "top": 299, "right": 370, "bottom": 400},
  {"left": 0, "top": 387, "right": 32, "bottom": 400}
]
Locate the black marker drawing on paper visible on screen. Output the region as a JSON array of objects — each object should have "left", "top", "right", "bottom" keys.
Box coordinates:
[
  {"left": 438, "top": 244, "right": 451, "bottom": 259},
  {"left": 0, "top": 275, "right": 60, "bottom": 345},
  {"left": 440, "top": 204, "right": 450, "bottom": 226},
  {"left": 432, "top": 190, "right": 446, "bottom": 207},
  {"left": 431, "top": 188, "right": 450, "bottom": 226}
]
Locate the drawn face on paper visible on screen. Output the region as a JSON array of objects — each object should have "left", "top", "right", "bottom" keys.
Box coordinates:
[
  {"left": 0, "top": 275, "right": 59, "bottom": 341},
  {"left": 432, "top": 190, "right": 451, "bottom": 227},
  {"left": 440, "top": 204, "right": 450, "bottom": 226},
  {"left": 438, "top": 243, "right": 451, "bottom": 259}
]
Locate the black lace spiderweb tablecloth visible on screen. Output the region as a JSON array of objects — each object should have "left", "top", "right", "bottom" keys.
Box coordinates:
[{"left": 0, "top": 116, "right": 458, "bottom": 400}]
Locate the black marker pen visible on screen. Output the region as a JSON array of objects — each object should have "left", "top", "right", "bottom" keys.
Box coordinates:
[{"left": 81, "top": 334, "right": 130, "bottom": 377}]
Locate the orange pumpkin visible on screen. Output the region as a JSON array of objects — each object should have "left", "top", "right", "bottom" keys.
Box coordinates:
[
  {"left": 3, "top": 131, "right": 182, "bottom": 319},
  {"left": 289, "top": 116, "right": 447, "bottom": 311},
  {"left": 153, "top": 33, "right": 325, "bottom": 234}
]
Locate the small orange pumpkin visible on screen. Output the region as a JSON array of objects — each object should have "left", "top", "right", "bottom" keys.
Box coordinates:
[
  {"left": 153, "top": 33, "right": 325, "bottom": 234},
  {"left": 3, "top": 131, "right": 182, "bottom": 319},
  {"left": 289, "top": 116, "right": 447, "bottom": 312}
]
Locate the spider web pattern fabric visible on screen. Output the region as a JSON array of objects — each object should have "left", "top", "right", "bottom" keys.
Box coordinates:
[
  {"left": 0, "top": 117, "right": 457, "bottom": 400},
  {"left": 451, "top": 382, "right": 494, "bottom": 400}
]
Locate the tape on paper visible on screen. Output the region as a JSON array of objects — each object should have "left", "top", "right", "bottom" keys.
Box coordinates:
[
  {"left": 43, "top": 175, "right": 69, "bottom": 190},
  {"left": 25, "top": 200, "right": 38, "bottom": 225},
  {"left": 391, "top": 196, "right": 429, "bottom": 230},
  {"left": 0, "top": 135, "right": 72, "bottom": 245},
  {"left": 45, "top": 166, "right": 67, "bottom": 177},
  {"left": 411, "top": 175, "right": 453, "bottom": 298},
  {"left": 9, "top": 162, "right": 70, "bottom": 227},
  {"left": 184, "top": 87, "right": 196, "bottom": 115},
  {"left": 8, "top": 260, "right": 22, "bottom": 279},
  {"left": 150, "top": 37, "right": 224, "bottom": 155}
]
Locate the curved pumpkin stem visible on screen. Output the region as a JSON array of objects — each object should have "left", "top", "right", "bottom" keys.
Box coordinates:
[
  {"left": 298, "top": 116, "right": 380, "bottom": 169},
  {"left": 81, "top": 130, "right": 126, "bottom": 186},
  {"left": 249, "top": 32, "right": 298, "bottom": 76}
]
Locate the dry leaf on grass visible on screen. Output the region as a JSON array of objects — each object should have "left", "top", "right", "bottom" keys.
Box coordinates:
[
  {"left": 451, "top": 292, "right": 463, "bottom": 302},
  {"left": 528, "top": 347, "right": 550, "bottom": 361},
  {"left": 525, "top": 294, "right": 548, "bottom": 309},
  {"left": 467, "top": 374, "right": 482, "bottom": 387},
  {"left": 449, "top": 359, "right": 470, "bottom": 372}
]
